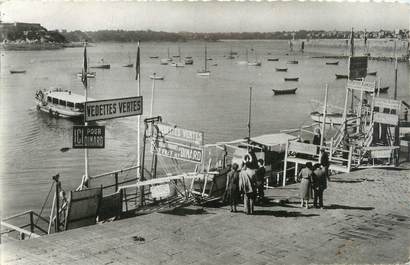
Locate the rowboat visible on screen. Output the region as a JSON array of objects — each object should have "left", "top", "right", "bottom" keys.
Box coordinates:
[
  {"left": 170, "top": 62, "right": 185, "bottom": 67},
  {"left": 149, "top": 75, "right": 165, "bottom": 80},
  {"left": 267, "top": 58, "right": 279, "bottom": 61},
  {"left": 275, "top": 67, "right": 288, "bottom": 72},
  {"left": 184, "top": 58, "right": 194, "bottom": 65},
  {"left": 335, "top": 74, "right": 348, "bottom": 79},
  {"left": 284, "top": 77, "right": 299, "bottom": 82},
  {"left": 367, "top": 71, "right": 377, "bottom": 76},
  {"left": 34, "top": 88, "right": 92, "bottom": 119},
  {"left": 150, "top": 56, "right": 159, "bottom": 59},
  {"left": 248, "top": 62, "right": 261, "bottom": 66},
  {"left": 123, "top": 63, "right": 133, "bottom": 68},
  {"left": 325, "top": 61, "right": 339, "bottom": 65},
  {"left": 272, "top": 88, "right": 297, "bottom": 95},
  {"left": 160, "top": 59, "right": 169, "bottom": 65},
  {"left": 375, "top": 86, "right": 389, "bottom": 94},
  {"left": 90, "top": 64, "right": 110, "bottom": 69},
  {"left": 310, "top": 111, "right": 355, "bottom": 125},
  {"left": 10, "top": 70, "right": 26, "bottom": 74},
  {"left": 76, "top": 72, "right": 96, "bottom": 78},
  {"left": 287, "top": 60, "right": 298, "bottom": 64}
]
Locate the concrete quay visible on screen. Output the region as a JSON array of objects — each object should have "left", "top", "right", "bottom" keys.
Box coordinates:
[{"left": 1, "top": 165, "right": 409, "bottom": 265}]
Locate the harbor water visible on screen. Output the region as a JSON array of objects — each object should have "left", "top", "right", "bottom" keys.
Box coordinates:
[{"left": 0, "top": 40, "right": 409, "bottom": 217}]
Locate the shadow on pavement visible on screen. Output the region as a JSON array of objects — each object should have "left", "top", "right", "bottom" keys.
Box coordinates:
[
  {"left": 331, "top": 179, "right": 374, "bottom": 183},
  {"left": 325, "top": 204, "right": 374, "bottom": 210},
  {"left": 253, "top": 210, "right": 319, "bottom": 217},
  {"left": 161, "top": 207, "right": 214, "bottom": 216}
]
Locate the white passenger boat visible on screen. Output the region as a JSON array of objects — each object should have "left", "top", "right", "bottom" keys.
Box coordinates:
[{"left": 34, "top": 88, "right": 91, "bottom": 118}]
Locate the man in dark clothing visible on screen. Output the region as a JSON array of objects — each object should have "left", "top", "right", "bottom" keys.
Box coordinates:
[
  {"left": 312, "top": 164, "right": 327, "bottom": 208},
  {"left": 320, "top": 150, "right": 330, "bottom": 182},
  {"left": 255, "top": 159, "right": 266, "bottom": 204},
  {"left": 225, "top": 163, "right": 240, "bottom": 212}
]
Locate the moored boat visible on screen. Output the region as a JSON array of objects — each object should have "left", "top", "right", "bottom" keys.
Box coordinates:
[
  {"left": 367, "top": 71, "right": 377, "bottom": 76},
  {"left": 284, "top": 77, "right": 299, "bottom": 82},
  {"left": 335, "top": 74, "right": 348, "bottom": 79},
  {"left": 149, "top": 75, "right": 165, "bottom": 80},
  {"left": 267, "top": 58, "right": 279, "bottom": 61},
  {"left": 10, "top": 70, "right": 26, "bottom": 74},
  {"left": 150, "top": 56, "right": 159, "bottom": 59},
  {"left": 375, "top": 86, "right": 389, "bottom": 94},
  {"left": 76, "top": 72, "right": 96, "bottom": 78},
  {"left": 123, "top": 63, "right": 133, "bottom": 68},
  {"left": 272, "top": 88, "right": 297, "bottom": 95},
  {"left": 170, "top": 62, "right": 185, "bottom": 67},
  {"left": 248, "top": 61, "right": 261, "bottom": 66},
  {"left": 184, "top": 57, "right": 194, "bottom": 65},
  {"left": 90, "top": 64, "right": 110, "bottom": 69},
  {"left": 310, "top": 111, "right": 355, "bottom": 125},
  {"left": 325, "top": 61, "right": 339, "bottom": 65},
  {"left": 276, "top": 67, "right": 288, "bottom": 72},
  {"left": 34, "top": 88, "right": 91, "bottom": 118},
  {"left": 287, "top": 60, "right": 298, "bottom": 64}
]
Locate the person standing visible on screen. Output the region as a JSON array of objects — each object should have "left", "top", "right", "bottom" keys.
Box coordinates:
[
  {"left": 313, "top": 163, "right": 327, "bottom": 209},
  {"left": 255, "top": 159, "right": 266, "bottom": 204},
  {"left": 239, "top": 162, "right": 255, "bottom": 215},
  {"left": 225, "top": 163, "right": 240, "bottom": 212},
  {"left": 320, "top": 149, "right": 330, "bottom": 182},
  {"left": 298, "top": 162, "right": 313, "bottom": 209}
]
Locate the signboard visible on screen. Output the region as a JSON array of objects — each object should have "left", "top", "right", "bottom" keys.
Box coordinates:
[
  {"left": 153, "top": 141, "right": 203, "bottom": 163},
  {"left": 374, "top": 112, "right": 399, "bottom": 126},
  {"left": 349, "top": 56, "right": 368, "bottom": 80},
  {"left": 150, "top": 184, "right": 171, "bottom": 199},
  {"left": 371, "top": 149, "right": 392, "bottom": 159},
  {"left": 347, "top": 80, "right": 375, "bottom": 93},
  {"left": 72, "top": 125, "right": 105, "bottom": 149},
  {"left": 85, "top": 96, "right": 143, "bottom": 122},
  {"left": 157, "top": 123, "right": 203, "bottom": 146},
  {"left": 288, "top": 141, "right": 318, "bottom": 156},
  {"left": 374, "top": 98, "right": 401, "bottom": 111}
]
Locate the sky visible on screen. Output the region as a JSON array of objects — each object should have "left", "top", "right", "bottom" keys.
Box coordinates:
[{"left": 0, "top": 0, "right": 409, "bottom": 32}]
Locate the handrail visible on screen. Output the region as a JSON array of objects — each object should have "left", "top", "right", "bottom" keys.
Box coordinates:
[
  {"left": 90, "top": 165, "right": 140, "bottom": 180},
  {"left": 1, "top": 221, "right": 40, "bottom": 238}
]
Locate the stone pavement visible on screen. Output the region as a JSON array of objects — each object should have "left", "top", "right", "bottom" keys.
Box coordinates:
[{"left": 1, "top": 165, "right": 410, "bottom": 265}]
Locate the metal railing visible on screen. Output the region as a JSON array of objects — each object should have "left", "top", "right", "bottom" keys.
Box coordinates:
[{"left": 1, "top": 210, "right": 49, "bottom": 242}]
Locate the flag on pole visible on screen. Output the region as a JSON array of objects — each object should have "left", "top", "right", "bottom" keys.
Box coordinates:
[
  {"left": 82, "top": 43, "right": 88, "bottom": 88},
  {"left": 350, "top": 28, "right": 354, "bottom": 56},
  {"left": 135, "top": 41, "right": 140, "bottom": 80}
]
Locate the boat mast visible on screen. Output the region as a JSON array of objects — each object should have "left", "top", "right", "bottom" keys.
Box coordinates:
[
  {"left": 136, "top": 41, "right": 141, "bottom": 180},
  {"left": 247, "top": 87, "right": 252, "bottom": 142},
  {"left": 204, "top": 45, "right": 207, "bottom": 72},
  {"left": 82, "top": 42, "right": 89, "bottom": 179},
  {"left": 150, "top": 73, "right": 156, "bottom": 117},
  {"left": 320, "top": 84, "right": 328, "bottom": 149}
]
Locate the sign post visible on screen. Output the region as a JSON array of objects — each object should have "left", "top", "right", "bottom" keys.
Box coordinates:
[{"left": 85, "top": 96, "right": 143, "bottom": 122}]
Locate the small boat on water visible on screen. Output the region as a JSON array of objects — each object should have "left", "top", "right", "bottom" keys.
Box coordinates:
[
  {"left": 90, "top": 64, "right": 110, "bottom": 69},
  {"left": 367, "top": 71, "right": 377, "bottom": 76},
  {"left": 375, "top": 86, "right": 389, "bottom": 94},
  {"left": 34, "top": 88, "right": 91, "bottom": 118},
  {"left": 76, "top": 72, "right": 96, "bottom": 78},
  {"left": 335, "top": 74, "right": 348, "bottom": 79},
  {"left": 267, "top": 58, "right": 279, "bottom": 61},
  {"left": 272, "top": 88, "right": 297, "bottom": 95},
  {"left": 10, "top": 70, "right": 26, "bottom": 74},
  {"left": 310, "top": 111, "right": 355, "bottom": 125},
  {"left": 149, "top": 75, "right": 165, "bottom": 80},
  {"left": 287, "top": 60, "right": 298, "bottom": 64},
  {"left": 150, "top": 56, "right": 159, "bottom": 59},
  {"left": 184, "top": 57, "right": 194, "bottom": 65},
  {"left": 160, "top": 59, "right": 169, "bottom": 65},
  {"left": 170, "top": 62, "right": 185, "bottom": 67},
  {"left": 284, "top": 77, "right": 299, "bottom": 82},
  {"left": 326, "top": 61, "right": 339, "bottom": 65},
  {"left": 123, "top": 63, "right": 133, "bottom": 68},
  {"left": 248, "top": 62, "right": 261, "bottom": 66},
  {"left": 276, "top": 67, "right": 288, "bottom": 72}
]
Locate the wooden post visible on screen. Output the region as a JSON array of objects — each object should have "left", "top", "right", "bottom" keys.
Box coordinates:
[
  {"left": 139, "top": 122, "right": 148, "bottom": 207},
  {"left": 282, "top": 141, "right": 289, "bottom": 187},
  {"left": 114, "top": 173, "right": 119, "bottom": 192},
  {"left": 347, "top": 146, "right": 353, "bottom": 171},
  {"left": 29, "top": 211, "right": 34, "bottom": 234},
  {"left": 53, "top": 174, "right": 60, "bottom": 233},
  {"left": 294, "top": 162, "right": 299, "bottom": 183}
]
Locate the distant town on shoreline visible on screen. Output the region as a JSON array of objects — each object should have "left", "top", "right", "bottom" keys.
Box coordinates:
[{"left": 1, "top": 21, "right": 409, "bottom": 47}]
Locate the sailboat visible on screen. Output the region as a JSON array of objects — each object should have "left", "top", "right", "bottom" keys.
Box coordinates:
[
  {"left": 170, "top": 47, "right": 184, "bottom": 67},
  {"left": 90, "top": 58, "right": 110, "bottom": 69},
  {"left": 247, "top": 48, "right": 261, "bottom": 66},
  {"left": 197, "top": 45, "right": 210, "bottom": 76},
  {"left": 160, "top": 48, "right": 172, "bottom": 65},
  {"left": 287, "top": 33, "right": 299, "bottom": 64},
  {"left": 123, "top": 53, "right": 133, "bottom": 67}
]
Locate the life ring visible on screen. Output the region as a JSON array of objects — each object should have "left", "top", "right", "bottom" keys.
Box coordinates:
[{"left": 243, "top": 152, "right": 253, "bottom": 163}]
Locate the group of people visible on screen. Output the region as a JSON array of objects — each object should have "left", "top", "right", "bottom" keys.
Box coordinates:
[
  {"left": 299, "top": 151, "right": 330, "bottom": 209},
  {"left": 224, "top": 157, "right": 266, "bottom": 215}
]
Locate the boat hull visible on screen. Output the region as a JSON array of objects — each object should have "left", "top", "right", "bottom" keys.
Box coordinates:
[
  {"left": 326, "top": 61, "right": 339, "bottom": 65},
  {"left": 284, "top": 78, "right": 299, "bottom": 82},
  {"left": 197, "top": 71, "right": 210, "bottom": 76},
  {"left": 267, "top": 58, "right": 279, "bottom": 61},
  {"left": 10, "top": 70, "right": 26, "bottom": 74},
  {"left": 90, "top": 64, "right": 110, "bottom": 69},
  {"left": 287, "top": 61, "right": 298, "bottom": 64},
  {"left": 35, "top": 100, "right": 83, "bottom": 118},
  {"left": 335, "top": 74, "right": 348, "bottom": 79},
  {"left": 310, "top": 112, "right": 355, "bottom": 125},
  {"left": 272, "top": 88, "right": 297, "bottom": 95},
  {"left": 276, "top": 68, "right": 288, "bottom": 72}
]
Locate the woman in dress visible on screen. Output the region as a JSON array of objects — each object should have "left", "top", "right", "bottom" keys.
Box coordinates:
[
  {"left": 225, "top": 163, "right": 240, "bottom": 212},
  {"left": 299, "top": 162, "right": 313, "bottom": 209}
]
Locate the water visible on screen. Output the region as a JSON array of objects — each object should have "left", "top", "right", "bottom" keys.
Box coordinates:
[{"left": 0, "top": 40, "right": 409, "bottom": 217}]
